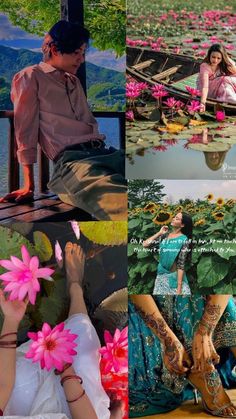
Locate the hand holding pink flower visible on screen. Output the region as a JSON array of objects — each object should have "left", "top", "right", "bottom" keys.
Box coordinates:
[
  {"left": 26, "top": 322, "right": 77, "bottom": 371},
  {"left": 99, "top": 327, "right": 128, "bottom": 374},
  {"left": 0, "top": 245, "right": 54, "bottom": 305}
]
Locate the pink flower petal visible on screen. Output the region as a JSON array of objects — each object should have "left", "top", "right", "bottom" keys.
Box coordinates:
[
  {"left": 21, "top": 245, "right": 31, "bottom": 265},
  {"left": 29, "top": 256, "right": 39, "bottom": 271}
]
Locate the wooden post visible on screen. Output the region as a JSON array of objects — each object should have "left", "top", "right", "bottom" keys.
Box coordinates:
[
  {"left": 8, "top": 117, "right": 19, "bottom": 192},
  {"left": 38, "top": 147, "right": 50, "bottom": 193},
  {"left": 60, "top": 0, "right": 87, "bottom": 94}
]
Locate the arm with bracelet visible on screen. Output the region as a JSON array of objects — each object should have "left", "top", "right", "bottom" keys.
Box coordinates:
[
  {"left": 130, "top": 295, "right": 191, "bottom": 375},
  {"left": 0, "top": 290, "right": 28, "bottom": 415},
  {"left": 58, "top": 364, "right": 98, "bottom": 419},
  {"left": 192, "top": 295, "right": 231, "bottom": 372}
]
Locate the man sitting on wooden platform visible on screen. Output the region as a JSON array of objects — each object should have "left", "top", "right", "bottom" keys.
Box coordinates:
[{"left": 0, "top": 20, "right": 127, "bottom": 221}]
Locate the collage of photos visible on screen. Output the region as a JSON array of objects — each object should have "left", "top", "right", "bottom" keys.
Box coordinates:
[
  {"left": 0, "top": 0, "right": 236, "bottom": 418},
  {"left": 127, "top": 0, "right": 236, "bottom": 418}
]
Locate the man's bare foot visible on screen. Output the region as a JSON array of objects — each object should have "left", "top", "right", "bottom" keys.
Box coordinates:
[{"left": 65, "top": 242, "right": 85, "bottom": 289}]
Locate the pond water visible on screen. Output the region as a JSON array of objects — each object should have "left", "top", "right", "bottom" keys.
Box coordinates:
[{"left": 126, "top": 140, "right": 236, "bottom": 180}]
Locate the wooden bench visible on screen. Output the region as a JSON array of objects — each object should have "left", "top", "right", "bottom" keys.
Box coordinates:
[
  {"left": 0, "top": 110, "right": 125, "bottom": 222},
  {"left": 132, "top": 59, "right": 155, "bottom": 71},
  {"left": 151, "top": 65, "right": 182, "bottom": 81}
]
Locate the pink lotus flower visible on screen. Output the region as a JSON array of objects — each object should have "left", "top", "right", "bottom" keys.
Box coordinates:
[
  {"left": 153, "top": 145, "right": 168, "bottom": 152},
  {"left": 99, "top": 327, "right": 128, "bottom": 374},
  {"left": 185, "top": 86, "right": 201, "bottom": 97},
  {"left": 216, "top": 110, "right": 225, "bottom": 122},
  {"left": 55, "top": 241, "right": 63, "bottom": 269},
  {"left": 70, "top": 221, "right": 80, "bottom": 240},
  {"left": 187, "top": 100, "right": 201, "bottom": 114},
  {"left": 163, "top": 97, "right": 178, "bottom": 108},
  {"left": 0, "top": 246, "right": 54, "bottom": 304},
  {"left": 126, "top": 110, "right": 134, "bottom": 121},
  {"left": 151, "top": 84, "right": 168, "bottom": 99},
  {"left": 175, "top": 100, "right": 185, "bottom": 109},
  {"left": 126, "top": 82, "right": 142, "bottom": 99},
  {"left": 26, "top": 322, "right": 77, "bottom": 371}
]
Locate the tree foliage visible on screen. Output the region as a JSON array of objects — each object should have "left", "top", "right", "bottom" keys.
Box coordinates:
[
  {"left": 0, "top": 0, "right": 125, "bottom": 56},
  {"left": 128, "top": 180, "right": 166, "bottom": 208}
]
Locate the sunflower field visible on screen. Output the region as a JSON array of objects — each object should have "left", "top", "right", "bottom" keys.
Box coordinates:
[{"left": 128, "top": 197, "right": 236, "bottom": 294}]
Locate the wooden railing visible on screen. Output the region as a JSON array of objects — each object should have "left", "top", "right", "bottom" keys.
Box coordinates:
[{"left": 0, "top": 110, "right": 125, "bottom": 194}]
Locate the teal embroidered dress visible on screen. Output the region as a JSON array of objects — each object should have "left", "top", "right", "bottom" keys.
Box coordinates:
[
  {"left": 153, "top": 234, "right": 191, "bottom": 294},
  {"left": 129, "top": 296, "right": 236, "bottom": 417}
]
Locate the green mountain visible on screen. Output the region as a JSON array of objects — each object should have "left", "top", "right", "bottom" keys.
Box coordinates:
[{"left": 0, "top": 45, "right": 125, "bottom": 110}]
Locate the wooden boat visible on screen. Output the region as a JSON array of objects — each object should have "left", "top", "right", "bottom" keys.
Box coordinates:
[{"left": 127, "top": 46, "right": 236, "bottom": 114}]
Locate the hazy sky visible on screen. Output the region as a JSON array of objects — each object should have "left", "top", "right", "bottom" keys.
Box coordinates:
[
  {"left": 160, "top": 180, "right": 236, "bottom": 202},
  {"left": 0, "top": 13, "right": 125, "bottom": 71}
]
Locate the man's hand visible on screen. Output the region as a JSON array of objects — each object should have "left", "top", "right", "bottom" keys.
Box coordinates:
[{"left": 0, "top": 188, "right": 34, "bottom": 203}]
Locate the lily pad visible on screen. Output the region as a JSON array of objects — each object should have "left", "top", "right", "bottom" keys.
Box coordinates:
[
  {"left": 0, "top": 226, "right": 34, "bottom": 274},
  {"left": 33, "top": 231, "right": 53, "bottom": 262},
  {"left": 213, "top": 137, "right": 236, "bottom": 145},
  {"left": 79, "top": 222, "right": 127, "bottom": 246},
  {"left": 188, "top": 142, "right": 230, "bottom": 152}
]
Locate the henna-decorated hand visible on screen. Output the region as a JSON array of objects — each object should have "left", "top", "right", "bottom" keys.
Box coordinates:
[
  {"left": 163, "top": 336, "right": 192, "bottom": 375},
  {"left": 192, "top": 326, "right": 220, "bottom": 372}
]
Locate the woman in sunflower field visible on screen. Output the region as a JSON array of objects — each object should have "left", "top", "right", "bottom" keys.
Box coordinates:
[
  {"left": 197, "top": 44, "right": 236, "bottom": 111},
  {"left": 0, "top": 242, "right": 124, "bottom": 419},
  {"left": 129, "top": 294, "right": 236, "bottom": 418},
  {"left": 143, "top": 212, "right": 192, "bottom": 294}
]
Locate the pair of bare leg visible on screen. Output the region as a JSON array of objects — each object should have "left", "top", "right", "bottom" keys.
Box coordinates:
[{"left": 65, "top": 242, "right": 123, "bottom": 419}]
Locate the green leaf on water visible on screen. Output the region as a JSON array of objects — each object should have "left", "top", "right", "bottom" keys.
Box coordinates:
[
  {"left": 33, "top": 231, "right": 53, "bottom": 263},
  {"left": 188, "top": 142, "right": 230, "bottom": 152}
]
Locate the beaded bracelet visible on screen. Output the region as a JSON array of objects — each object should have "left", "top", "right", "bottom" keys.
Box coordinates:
[
  {"left": 61, "top": 374, "right": 83, "bottom": 386},
  {"left": 66, "top": 389, "right": 85, "bottom": 404},
  {"left": 54, "top": 363, "right": 72, "bottom": 376}
]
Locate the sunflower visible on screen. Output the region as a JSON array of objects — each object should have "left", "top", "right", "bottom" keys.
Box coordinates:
[
  {"left": 212, "top": 211, "right": 225, "bottom": 221},
  {"left": 216, "top": 197, "right": 224, "bottom": 206},
  {"left": 206, "top": 193, "right": 214, "bottom": 201},
  {"left": 163, "top": 203, "right": 169, "bottom": 208},
  {"left": 175, "top": 205, "right": 183, "bottom": 212},
  {"left": 226, "top": 199, "right": 234, "bottom": 207},
  {"left": 153, "top": 211, "right": 172, "bottom": 225},
  {"left": 150, "top": 209, "right": 156, "bottom": 214},
  {"left": 144, "top": 202, "right": 157, "bottom": 212},
  {"left": 194, "top": 218, "right": 206, "bottom": 226}
]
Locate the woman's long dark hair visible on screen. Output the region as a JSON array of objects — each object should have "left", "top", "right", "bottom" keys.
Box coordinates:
[
  {"left": 204, "top": 43, "right": 233, "bottom": 75},
  {"left": 180, "top": 212, "right": 193, "bottom": 240}
]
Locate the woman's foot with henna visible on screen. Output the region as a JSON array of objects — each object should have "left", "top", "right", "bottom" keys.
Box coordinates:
[
  {"left": 65, "top": 242, "right": 86, "bottom": 291},
  {"left": 188, "top": 367, "right": 236, "bottom": 417}
]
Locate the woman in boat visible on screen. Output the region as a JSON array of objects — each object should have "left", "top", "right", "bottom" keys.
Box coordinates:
[
  {"left": 143, "top": 212, "right": 192, "bottom": 295},
  {"left": 129, "top": 294, "right": 236, "bottom": 418},
  {"left": 197, "top": 44, "right": 236, "bottom": 111},
  {"left": 0, "top": 242, "right": 123, "bottom": 419}
]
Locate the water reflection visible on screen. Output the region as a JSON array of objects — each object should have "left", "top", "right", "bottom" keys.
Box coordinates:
[{"left": 126, "top": 127, "right": 236, "bottom": 179}]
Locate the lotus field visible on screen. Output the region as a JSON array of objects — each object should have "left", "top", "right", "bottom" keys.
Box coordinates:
[
  {"left": 128, "top": 195, "right": 236, "bottom": 294},
  {"left": 126, "top": 1, "right": 236, "bottom": 157}
]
